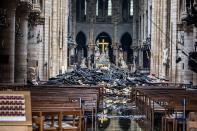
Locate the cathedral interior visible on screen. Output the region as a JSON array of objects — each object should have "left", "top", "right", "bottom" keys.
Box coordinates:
[{"left": 0, "top": 0, "right": 197, "bottom": 131}]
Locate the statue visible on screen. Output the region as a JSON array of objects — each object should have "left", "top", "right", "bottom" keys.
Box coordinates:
[
  {"left": 95, "top": 44, "right": 101, "bottom": 61},
  {"left": 119, "top": 48, "right": 128, "bottom": 69},
  {"left": 163, "top": 48, "right": 168, "bottom": 65},
  {"left": 80, "top": 58, "right": 87, "bottom": 68},
  {"left": 120, "top": 58, "right": 128, "bottom": 69},
  {"left": 27, "top": 67, "right": 38, "bottom": 85}
]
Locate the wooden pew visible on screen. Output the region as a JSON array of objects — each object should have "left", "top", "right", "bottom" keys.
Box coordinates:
[
  {"left": 0, "top": 85, "right": 102, "bottom": 131},
  {"left": 32, "top": 99, "right": 83, "bottom": 131},
  {"left": 30, "top": 86, "right": 101, "bottom": 131},
  {"left": 30, "top": 87, "right": 100, "bottom": 111}
]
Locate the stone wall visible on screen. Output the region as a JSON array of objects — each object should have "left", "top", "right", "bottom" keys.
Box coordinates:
[
  {"left": 133, "top": 0, "right": 152, "bottom": 70},
  {"left": 135, "top": 0, "right": 197, "bottom": 85},
  {"left": 0, "top": 0, "right": 69, "bottom": 83},
  {"left": 28, "top": 0, "right": 69, "bottom": 81},
  {"left": 43, "top": 0, "right": 69, "bottom": 79},
  {"left": 0, "top": 0, "right": 25, "bottom": 83}
]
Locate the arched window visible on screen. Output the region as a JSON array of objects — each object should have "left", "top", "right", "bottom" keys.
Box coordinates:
[
  {"left": 108, "top": 0, "right": 112, "bottom": 16},
  {"left": 97, "top": 0, "right": 108, "bottom": 17},
  {"left": 76, "top": 0, "right": 86, "bottom": 21},
  {"left": 120, "top": 33, "right": 133, "bottom": 63},
  {"left": 96, "top": 0, "right": 98, "bottom": 16},
  {"left": 122, "top": 0, "right": 129, "bottom": 22},
  {"left": 85, "top": 0, "right": 87, "bottom": 15},
  {"left": 130, "top": 0, "right": 133, "bottom": 16},
  {"left": 76, "top": 31, "right": 87, "bottom": 60},
  {"left": 96, "top": 0, "right": 111, "bottom": 22}
]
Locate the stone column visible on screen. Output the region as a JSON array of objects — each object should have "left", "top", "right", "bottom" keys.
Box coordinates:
[
  {"left": 15, "top": 9, "right": 29, "bottom": 83},
  {"left": 86, "top": 0, "right": 96, "bottom": 68},
  {"left": 37, "top": 25, "right": 44, "bottom": 80},
  {"left": 0, "top": 2, "right": 16, "bottom": 83},
  {"left": 51, "top": 0, "right": 58, "bottom": 76},
  {"left": 113, "top": 45, "right": 118, "bottom": 65},
  {"left": 70, "top": 0, "right": 77, "bottom": 66},
  {"left": 123, "top": 51, "right": 128, "bottom": 62},
  {"left": 88, "top": 45, "right": 94, "bottom": 68},
  {"left": 87, "top": 19, "right": 94, "bottom": 68},
  {"left": 183, "top": 28, "right": 194, "bottom": 84},
  {"left": 62, "top": 0, "right": 69, "bottom": 72},
  {"left": 27, "top": 20, "right": 44, "bottom": 81},
  {"left": 27, "top": 23, "right": 37, "bottom": 81},
  {"left": 151, "top": 0, "right": 159, "bottom": 75},
  {"left": 112, "top": 21, "right": 118, "bottom": 65},
  {"left": 193, "top": 27, "right": 197, "bottom": 85},
  {"left": 112, "top": 0, "right": 118, "bottom": 59}
]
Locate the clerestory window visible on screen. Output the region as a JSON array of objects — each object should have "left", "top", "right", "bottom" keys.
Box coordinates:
[
  {"left": 76, "top": 0, "right": 86, "bottom": 22},
  {"left": 108, "top": 0, "right": 112, "bottom": 16},
  {"left": 130, "top": 0, "right": 133, "bottom": 16}
]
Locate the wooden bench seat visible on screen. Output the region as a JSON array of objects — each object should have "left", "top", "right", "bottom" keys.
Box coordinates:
[
  {"left": 32, "top": 100, "right": 83, "bottom": 131},
  {"left": 0, "top": 85, "right": 102, "bottom": 131}
]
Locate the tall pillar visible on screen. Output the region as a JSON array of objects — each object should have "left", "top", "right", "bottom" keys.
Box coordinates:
[
  {"left": 183, "top": 28, "right": 194, "bottom": 84},
  {"left": 88, "top": 17, "right": 95, "bottom": 68},
  {"left": 15, "top": 8, "right": 29, "bottom": 83},
  {"left": 27, "top": 21, "right": 44, "bottom": 81},
  {"left": 193, "top": 27, "right": 197, "bottom": 85},
  {"left": 85, "top": 0, "right": 96, "bottom": 68},
  {"left": 86, "top": 0, "right": 96, "bottom": 68},
  {"left": 0, "top": 2, "right": 16, "bottom": 83},
  {"left": 88, "top": 45, "right": 94, "bottom": 68},
  {"left": 37, "top": 25, "right": 44, "bottom": 80},
  {"left": 63, "top": 0, "right": 69, "bottom": 71},
  {"left": 70, "top": 0, "right": 77, "bottom": 67},
  {"left": 51, "top": 0, "right": 58, "bottom": 76},
  {"left": 112, "top": 22, "right": 118, "bottom": 65},
  {"left": 113, "top": 45, "right": 118, "bottom": 65},
  {"left": 27, "top": 24, "right": 38, "bottom": 81}
]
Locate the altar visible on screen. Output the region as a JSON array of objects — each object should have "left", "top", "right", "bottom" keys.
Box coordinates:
[{"left": 95, "top": 39, "right": 110, "bottom": 70}]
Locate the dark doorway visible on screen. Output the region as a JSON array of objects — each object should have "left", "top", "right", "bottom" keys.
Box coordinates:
[
  {"left": 120, "top": 32, "right": 133, "bottom": 64},
  {"left": 96, "top": 32, "right": 114, "bottom": 63},
  {"left": 76, "top": 31, "right": 87, "bottom": 64},
  {"left": 143, "top": 50, "right": 150, "bottom": 69}
]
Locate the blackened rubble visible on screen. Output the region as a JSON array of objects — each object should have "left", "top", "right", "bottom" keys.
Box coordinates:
[{"left": 44, "top": 64, "right": 169, "bottom": 87}]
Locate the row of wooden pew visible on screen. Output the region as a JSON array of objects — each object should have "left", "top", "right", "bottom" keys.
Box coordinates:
[
  {"left": 131, "top": 86, "right": 197, "bottom": 131},
  {"left": 30, "top": 86, "right": 102, "bottom": 131},
  {"left": 0, "top": 85, "right": 102, "bottom": 131}
]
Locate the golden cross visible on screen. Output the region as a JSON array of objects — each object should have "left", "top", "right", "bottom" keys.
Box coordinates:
[{"left": 98, "top": 39, "right": 108, "bottom": 53}]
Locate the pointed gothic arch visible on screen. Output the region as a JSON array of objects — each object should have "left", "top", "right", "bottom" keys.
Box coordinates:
[
  {"left": 120, "top": 32, "right": 133, "bottom": 63},
  {"left": 76, "top": 31, "right": 87, "bottom": 63}
]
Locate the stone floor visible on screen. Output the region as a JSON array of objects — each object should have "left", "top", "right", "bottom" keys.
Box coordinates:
[
  {"left": 92, "top": 88, "right": 144, "bottom": 131},
  {"left": 34, "top": 118, "right": 143, "bottom": 131},
  {"left": 96, "top": 118, "right": 143, "bottom": 131}
]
